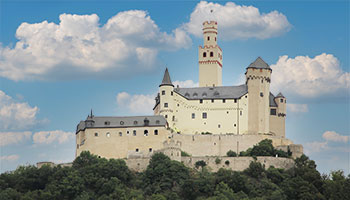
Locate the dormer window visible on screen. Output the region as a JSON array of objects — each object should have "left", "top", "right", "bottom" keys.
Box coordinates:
[
  {"left": 104, "top": 121, "right": 110, "bottom": 125},
  {"left": 185, "top": 93, "right": 190, "bottom": 97},
  {"left": 193, "top": 93, "right": 198, "bottom": 97},
  {"left": 134, "top": 121, "right": 138, "bottom": 125},
  {"left": 202, "top": 92, "right": 207, "bottom": 97},
  {"left": 155, "top": 120, "right": 160, "bottom": 124},
  {"left": 120, "top": 121, "right": 124, "bottom": 125}
]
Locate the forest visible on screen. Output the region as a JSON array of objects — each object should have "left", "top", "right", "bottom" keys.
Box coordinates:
[{"left": 1, "top": 144, "right": 349, "bottom": 199}]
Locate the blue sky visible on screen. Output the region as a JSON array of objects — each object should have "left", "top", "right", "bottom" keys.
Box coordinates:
[{"left": 0, "top": 1, "right": 349, "bottom": 174}]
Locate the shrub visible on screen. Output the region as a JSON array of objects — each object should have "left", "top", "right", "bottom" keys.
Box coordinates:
[
  {"left": 201, "top": 132, "right": 212, "bottom": 135},
  {"left": 181, "top": 151, "right": 190, "bottom": 157},
  {"left": 195, "top": 160, "right": 206, "bottom": 169},
  {"left": 226, "top": 150, "right": 237, "bottom": 157},
  {"left": 215, "top": 157, "right": 221, "bottom": 164}
]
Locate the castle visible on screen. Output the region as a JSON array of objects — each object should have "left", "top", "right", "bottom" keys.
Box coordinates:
[{"left": 75, "top": 21, "right": 303, "bottom": 171}]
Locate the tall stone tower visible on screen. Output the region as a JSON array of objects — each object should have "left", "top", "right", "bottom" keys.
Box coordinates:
[
  {"left": 245, "top": 57, "right": 272, "bottom": 134},
  {"left": 198, "top": 21, "right": 222, "bottom": 87}
]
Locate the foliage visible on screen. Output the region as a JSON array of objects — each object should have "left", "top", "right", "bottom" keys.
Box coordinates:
[
  {"left": 239, "top": 139, "right": 291, "bottom": 158},
  {"left": 0, "top": 151, "right": 348, "bottom": 200},
  {"left": 226, "top": 150, "right": 237, "bottom": 157},
  {"left": 215, "top": 157, "right": 221, "bottom": 164},
  {"left": 195, "top": 160, "right": 207, "bottom": 169},
  {"left": 201, "top": 132, "right": 213, "bottom": 135},
  {"left": 181, "top": 151, "right": 190, "bottom": 157}
]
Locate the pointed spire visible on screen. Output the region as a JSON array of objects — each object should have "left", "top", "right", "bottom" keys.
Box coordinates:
[
  {"left": 247, "top": 57, "right": 270, "bottom": 69},
  {"left": 90, "top": 109, "right": 94, "bottom": 118},
  {"left": 160, "top": 68, "right": 174, "bottom": 87}
]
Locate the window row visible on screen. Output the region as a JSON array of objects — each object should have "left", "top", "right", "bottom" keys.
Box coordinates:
[
  {"left": 135, "top": 148, "right": 153, "bottom": 153},
  {"left": 199, "top": 99, "right": 238, "bottom": 103},
  {"left": 161, "top": 90, "right": 174, "bottom": 96},
  {"left": 94, "top": 129, "right": 159, "bottom": 137}
]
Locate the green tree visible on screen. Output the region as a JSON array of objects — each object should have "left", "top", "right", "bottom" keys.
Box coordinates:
[{"left": 226, "top": 150, "right": 237, "bottom": 157}]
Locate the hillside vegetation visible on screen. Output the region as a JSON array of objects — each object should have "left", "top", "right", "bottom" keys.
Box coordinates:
[{"left": 1, "top": 151, "right": 349, "bottom": 200}]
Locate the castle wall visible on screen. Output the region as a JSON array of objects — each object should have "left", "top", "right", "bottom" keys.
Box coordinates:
[
  {"left": 269, "top": 114, "right": 285, "bottom": 137},
  {"left": 76, "top": 126, "right": 170, "bottom": 159},
  {"left": 163, "top": 92, "right": 249, "bottom": 135},
  {"left": 173, "top": 133, "right": 293, "bottom": 157},
  {"left": 181, "top": 156, "right": 295, "bottom": 172}
]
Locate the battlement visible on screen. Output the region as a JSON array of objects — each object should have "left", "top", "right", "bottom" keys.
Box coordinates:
[{"left": 203, "top": 21, "right": 218, "bottom": 26}]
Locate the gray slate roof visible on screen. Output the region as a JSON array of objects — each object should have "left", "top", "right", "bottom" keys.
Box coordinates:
[
  {"left": 160, "top": 68, "right": 173, "bottom": 86},
  {"left": 248, "top": 57, "right": 270, "bottom": 69},
  {"left": 76, "top": 115, "right": 166, "bottom": 133},
  {"left": 269, "top": 93, "right": 278, "bottom": 107},
  {"left": 174, "top": 84, "right": 248, "bottom": 100}
]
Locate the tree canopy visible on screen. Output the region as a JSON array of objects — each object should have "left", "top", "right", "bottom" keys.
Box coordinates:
[{"left": 1, "top": 151, "right": 349, "bottom": 200}]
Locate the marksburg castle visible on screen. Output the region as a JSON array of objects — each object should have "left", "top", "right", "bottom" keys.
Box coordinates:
[{"left": 74, "top": 21, "right": 303, "bottom": 172}]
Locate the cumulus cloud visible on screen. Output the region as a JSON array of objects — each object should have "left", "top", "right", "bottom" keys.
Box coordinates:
[
  {"left": 0, "top": 11, "right": 191, "bottom": 81},
  {"left": 287, "top": 104, "right": 308, "bottom": 113},
  {"left": 184, "top": 1, "right": 291, "bottom": 40},
  {"left": 271, "top": 53, "right": 350, "bottom": 98},
  {"left": 0, "top": 155, "right": 19, "bottom": 162},
  {"left": 0, "top": 131, "right": 32, "bottom": 146},
  {"left": 0, "top": 90, "right": 43, "bottom": 131},
  {"left": 116, "top": 92, "right": 155, "bottom": 115},
  {"left": 173, "top": 80, "right": 198, "bottom": 88},
  {"left": 304, "top": 131, "right": 349, "bottom": 154},
  {"left": 32, "top": 130, "right": 74, "bottom": 144},
  {"left": 323, "top": 131, "right": 349, "bottom": 143},
  {"left": 304, "top": 141, "right": 329, "bottom": 154}
]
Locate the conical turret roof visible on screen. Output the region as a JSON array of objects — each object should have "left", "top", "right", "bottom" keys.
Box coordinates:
[
  {"left": 247, "top": 57, "right": 270, "bottom": 69},
  {"left": 160, "top": 68, "right": 174, "bottom": 87},
  {"left": 276, "top": 92, "right": 285, "bottom": 98}
]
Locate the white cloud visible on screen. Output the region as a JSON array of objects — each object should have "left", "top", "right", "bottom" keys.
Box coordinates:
[
  {"left": 116, "top": 92, "right": 155, "bottom": 115},
  {"left": 304, "top": 141, "right": 329, "bottom": 154},
  {"left": 0, "top": 90, "right": 42, "bottom": 131},
  {"left": 287, "top": 104, "right": 308, "bottom": 113},
  {"left": 271, "top": 53, "right": 350, "bottom": 98},
  {"left": 0, "top": 131, "right": 32, "bottom": 146},
  {"left": 322, "top": 131, "right": 349, "bottom": 143},
  {"left": 32, "top": 130, "right": 74, "bottom": 144},
  {"left": 0, "top": 11, "right": 191, "bottom": 81},
  {"left": 173, "top": 80, "right": 198, "bottom": 88},
  {"left": 0, "top": 155, "right": 19, "bottom": 162},
  {"left": 184, "top": 1, "right": 291, "bottom": 40}
]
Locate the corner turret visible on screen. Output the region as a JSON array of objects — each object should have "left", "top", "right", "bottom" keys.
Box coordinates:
[
  {"left": 158, "top": 68, "right": 175, "bottom": 126},
  {"left": 275, "top": 92, "right": 286, "bottom": 117}
]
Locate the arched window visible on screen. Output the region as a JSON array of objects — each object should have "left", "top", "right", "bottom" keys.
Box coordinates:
[
  {"left": 119, "top": 132, "right": 122, "bottom": 136},
  {"left": 154, "top": 130, "right": 158, "bottom": 135},
  {"left": 203, "top": 52, "right": 207, "bottom": 57},
  {"left": 210, "top": 52, "right": 214, "bottom": 57},
  {"left": 95, "top": 132, "right": 98, "bottom": 137},
  {"left": 106, "top": 132, "right": 110, "bottom": 138},
  {"left": 144, "top": 130, "right": 148, "bottom": 136}
]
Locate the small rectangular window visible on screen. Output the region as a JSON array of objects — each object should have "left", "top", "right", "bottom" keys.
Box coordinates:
[
  {"left": 240, "top": 111, "right": 242, "bottom": 116},
  {"left": 270, "top": 109, "right": 277, "bottom": 116},
  {"left": 136, "top": 148, "right": 139, "bottom": 152},
  {"left": 165, "top": 115, "right": 168, "bottom": 118},
  {"left": 211, "top": 99, "right": 214, "bottom": 103},
  {"left": 164, "top": 103, "right": 168, "bottom": 107},
  {"left": 260, "top": 92, "right": 264, "bottom": 97},
  {"left": 172, "top": 116, "right": 175, "bottom": 121},
  {"left": 171, "top": 91, "right": 173, "bottom": 96},
  {"left": 200, "top": 99, "right": 203, "bottom": 104},
  {"left": 154, "top": 130, "right": 158, "bottom": 135},
  {"left": 119, "top": 132, "right": 122, "bottom": 136},
  {"left": 223, "top": 99, "right": 226, "bottom": 103},
  {"left": 234, "top": 99, "right": 237, "bottom": 103},
  {"left": 192, "top": 113, "right": 195, "bottom": 119},
  {"left": 202, "top": 112, "right": 207, "bottom": 119},
  {"left": 280, "top": 99, "right": 283, "bottom": 103},
  {"left": 149, "top": 148, "right": 152, "bottom": 152},
  {"left": 162, "top": 90, "right": 165, "bottom": 95},
  {"left": 218, "top": 124, "right": 221, "bottom": 128},
  {"left": 133, "top": 130, "right": 136, "bottom": 136}
]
